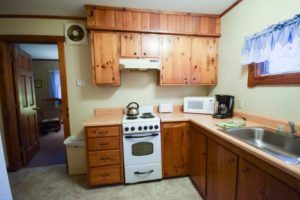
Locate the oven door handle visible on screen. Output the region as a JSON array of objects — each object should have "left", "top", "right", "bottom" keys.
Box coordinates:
[
  {"left": 134, "top": 170, "right": 154, "bottom": 175},
  {"left": 125, "top": 133, "right": 159, "bottom": 139}
]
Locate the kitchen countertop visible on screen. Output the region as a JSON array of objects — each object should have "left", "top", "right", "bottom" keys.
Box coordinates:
[{"left": 83, "top": 109, "right": 300, "bottom": 180}]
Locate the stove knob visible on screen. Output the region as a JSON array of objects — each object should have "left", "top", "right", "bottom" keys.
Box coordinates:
[
  {"left": 125, "top": 127, "right": 129, "bottom": 132},
  {"left": 138, "top": 126, "right": 142, "bottom": 131},
  {"left": 149, "top": 125, "right": 153, "bottom": 130},
  {"left": 154, "top": 125, "right": 159, "bottom": 129},
  {"left": 144, "top": 126, "right": 148, "bottom": 130},
  {"left": 131, "top": 127, "right": 135, "bottom": 131}
]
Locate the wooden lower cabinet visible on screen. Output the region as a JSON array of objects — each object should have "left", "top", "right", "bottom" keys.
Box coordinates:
[
  {"left": 237, "top": 159, "right": 300, "bottom": 200},
  {"left": 189, "top": 127, "right": 207, "bottom": 195},
  {"left": 162, "top": 122, "right": 189, "bottom": 177},
  {"left": 85, "top": 125, "right": 124, "bottom": 187},
  {"left": 206, "top": 139, "right": 238, "bottom": 200}
]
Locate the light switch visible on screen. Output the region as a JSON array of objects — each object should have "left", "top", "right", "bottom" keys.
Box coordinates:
[{"left": 76, "top": 79, "right": 85, "bottom": 87}]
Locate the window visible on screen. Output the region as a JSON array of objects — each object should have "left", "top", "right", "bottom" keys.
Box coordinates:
[{"left": 242, "top": 15, "right": 300, "bottom": 87}]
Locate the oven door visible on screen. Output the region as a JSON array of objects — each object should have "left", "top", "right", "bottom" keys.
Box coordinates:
[{"left": 123, "top": 132, "right": 161, "bottom": 166}]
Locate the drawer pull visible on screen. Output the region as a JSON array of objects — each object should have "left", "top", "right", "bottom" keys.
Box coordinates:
[
  {"left": 94, "top": 130, "right": 108, "bottom": 134},
  {"left": 134, "top": 170, "right": 154, "bottom": 175},
  {"left": 100, "top": 157, "right": 110, "bottom": 161},
  {"left": 100, "top": 173, "right": 110, "bottom": 177},
  {"left": 98, "top": 143, "right": 108, "bottom": 146}
]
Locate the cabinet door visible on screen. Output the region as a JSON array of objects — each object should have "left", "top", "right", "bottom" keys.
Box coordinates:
[
  {"left": 237, "top": 159, "right": 300, "bottom": 200},
  {"left": 207, "top": 139, "right": 237, "bottom": 200},
  {"left": 141, "top": 34, "right": 159, "bottom": 58},
  {"left": 190, "top": 127, "right": 207, "bottom": 195},
  {"left": 191, "top": 37, "right": 218, "bottom": 85},
  {"left": 160, "top": 35, "right": 191, "bottom": 84},
  {"left": 162, "top": 122, "right": 189, "bottom": 177},
  {"left": 120, "top": 33, "right": 141, "bottom": 58},
  {"left": 92, "top": 32, "right": 120, "bottom": 85}
]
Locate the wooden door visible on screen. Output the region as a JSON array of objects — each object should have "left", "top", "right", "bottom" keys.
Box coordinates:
[
  {"left": 141, "top": 34, "right": 159, "bottom": 58},
  {"left": 162, "top": 122, "right": 189, "bottom": 177},
  {"left": 190, "top": 127, "right": 207, "bottom": 195},
  {"left": 160, "top": 35, "right": 191, "bottom": 84},
  {"left": 92, "top": 32, "right": 120, "bottom": 85},
  {"left": 13, "top": 47, "right": 39, "bottom": 165},
  {"left": 191, "top": 37, "right": 218, "bottom": 85},
  {"left": 237, "top": 159, "right": 300, "bottom": 200},
  {"left": 120, "top": 33, "right": 141, "bottom": 58},
  {"left": 207, "top": 139, "right": 237, "bottom": 200}
]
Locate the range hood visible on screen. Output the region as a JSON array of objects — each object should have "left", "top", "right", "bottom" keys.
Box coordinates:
[{"left": 119, "top": 58, "right": 161, "bottom": 71}]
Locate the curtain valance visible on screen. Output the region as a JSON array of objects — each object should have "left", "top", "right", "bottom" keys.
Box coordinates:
[{"left": 241, "top": 14, "right": 300, "bottom": 66}]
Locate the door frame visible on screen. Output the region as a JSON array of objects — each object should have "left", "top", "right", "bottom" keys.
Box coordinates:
[{"left": 0, "top": 35, "right": 70, "bottom": 171}]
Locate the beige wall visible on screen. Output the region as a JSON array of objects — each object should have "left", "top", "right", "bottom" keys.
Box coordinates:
[
  {"left": 209, "top": 0, "right": 300, "bottom": 122},
  {"left": 0, "top": 18, "right": 208, "bottom": 138}
]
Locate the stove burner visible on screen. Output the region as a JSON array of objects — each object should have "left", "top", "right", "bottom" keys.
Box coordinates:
[
  {"left": 142, "top": 112, "right": 153, "bottom": 115},
  {"left": 140, "top": 115, "right": 155, "bottom": 119},
  {"left": 126, "top": 116, "right": 138, "bottom": 120}
]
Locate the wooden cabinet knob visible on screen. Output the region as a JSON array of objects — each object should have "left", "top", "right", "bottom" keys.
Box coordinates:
[
  {"left": 192, "top": 78, "right": 196, "bottom": 80},
  {"left": 143, "top": 52, "right": 146, "bottom": 56},
  {"left": 98, "top": 143, "right": 108, "bottom": 146},
  {"left": 194, "top": 65, "right": 198, "bottom": 69},
  {"left": 242, "top": 167, "right": 248, "bottom": 173},
  {"left": 134, "top": 52, "right": 137, "bottom": 55}
]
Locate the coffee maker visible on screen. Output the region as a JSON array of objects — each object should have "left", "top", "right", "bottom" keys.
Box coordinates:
[{"left": 213, "top": 95, "right": 234, "bottom": 119}]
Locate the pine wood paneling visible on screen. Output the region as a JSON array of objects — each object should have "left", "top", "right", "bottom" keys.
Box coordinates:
[
  {"left": 191, "top": 37, "right": 218, "bottom": 85},
  {"left": 86, "top": 5, "right": 221, "bottom": 37},
  {"left": 141, "top": 34, "right": 159, "bottom": 58},
  {"left": 120, "top": 33, "right": 141, "bottom": 57},
  {"left": 92, "top": 32, "right": 120, "bottom": 85}
]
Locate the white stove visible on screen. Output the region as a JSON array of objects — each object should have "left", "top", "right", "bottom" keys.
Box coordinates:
[{"left": 122, "top": 106, "right": 162, "bottom": 184}]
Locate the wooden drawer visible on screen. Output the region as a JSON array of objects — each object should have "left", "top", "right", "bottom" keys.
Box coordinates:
[
  {"left": 89, "top": 165, "right": 121, "bottom": 186},
  {"left": 88, "top": 150, "right": 120, "bottom": 167},
  {"left": 87, "top": 126, "right": 120, "bottom": 138},
  {"left": 87, "top": 137, "right": 120, "bottom": 151}
]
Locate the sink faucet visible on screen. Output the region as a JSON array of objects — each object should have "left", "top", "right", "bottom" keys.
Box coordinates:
[{"left": 288, "top": 121, "right": 298, "bottom": 137}]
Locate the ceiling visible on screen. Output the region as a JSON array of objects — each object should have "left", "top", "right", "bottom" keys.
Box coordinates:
[
  {"left": 0, "top": 0, "right": 236, "bottom": 17},
  {"left": 19, "top": 44, "right": 58, "bottom": 60}
]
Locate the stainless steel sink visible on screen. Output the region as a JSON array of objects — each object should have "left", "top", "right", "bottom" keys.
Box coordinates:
[{"left": 221, "top": 127, "right": 300, "bottom": 164}]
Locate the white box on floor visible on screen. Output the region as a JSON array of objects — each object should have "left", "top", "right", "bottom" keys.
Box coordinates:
[{"left": 64, "top": 135, "right": 86, "bottom": 175}]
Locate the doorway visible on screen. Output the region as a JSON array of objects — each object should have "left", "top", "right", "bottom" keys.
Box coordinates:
[
  {"left": 0, "top": 35, "right": 70, "bottom": 171},
  {"left": 16, "top": 43, "right": 66, "bottom": 167}
]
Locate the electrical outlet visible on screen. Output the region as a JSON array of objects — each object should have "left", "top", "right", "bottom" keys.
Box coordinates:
[
  {"left": 235, "top": 98, "right": 244, "bottom": 109},
  {"left": 76, "top": 79, "right": 85, "bottom": 87}
]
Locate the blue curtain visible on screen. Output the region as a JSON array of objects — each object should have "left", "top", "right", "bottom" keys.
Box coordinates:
[
  {"left": 49, "top": 70, "right": 62, "bottom": 99},
  {"left": 241, "top": 14, "right": 300, "bottom": 67}
]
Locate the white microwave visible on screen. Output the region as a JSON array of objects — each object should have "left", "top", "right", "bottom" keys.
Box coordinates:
[{"left": 184, "top": 97, "right": 215, "bottom": 114}]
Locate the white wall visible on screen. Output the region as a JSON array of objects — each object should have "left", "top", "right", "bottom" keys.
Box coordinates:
[
  {"left": 0, "top": 18, "right": 208, "bottom": 138},
  {"left": 209, "top": 0, "right": 300, "bottom": 122}
]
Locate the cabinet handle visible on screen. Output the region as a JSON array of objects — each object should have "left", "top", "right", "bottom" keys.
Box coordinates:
[
  {"left": 98, "top": 143, "right": 108, "bottom": 146},
  {"left": 242, "top": 167, "right": 248, "bottom": 173},
  {"left": 89, "top": 10, "right": 94, "bottom": 17},
  {"left": 194, "top": 65, "right": 198, "bottom": 69},
  {"left": 134, "top": 52, "right": 137, "bottom": 55},
  {"left": 95, "top": 130, "right": 108, "bottom": 134},
  {"left": 100, "top": 173, "right": 110, "bottom": 177},
  {"left": 143, "top": 52, "right": 146, "bottom": 56},
  {"left": 193, "top": 78, "right": 196, "bottom": 80},
  {"left": 100, "top": 157, "right": 109, "bottom": 161},
  {"left": 112, "top": 77, "right": 115, "bottom": 81}
]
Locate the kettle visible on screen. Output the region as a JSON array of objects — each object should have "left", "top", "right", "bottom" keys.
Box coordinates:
[{"left": 126, "top": 102, "right": 139, "bottom": 116}]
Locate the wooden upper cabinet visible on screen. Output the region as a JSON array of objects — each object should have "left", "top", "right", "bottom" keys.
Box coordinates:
[
  {"left": 191, "top": 37, "right": 218, "bottom": 85},
  {"left": 120, "top": 33, "right": 159, "bottom": 58},
  {"left": 160, "top": 35, "right": 191, "bottom": 85},
  {"left": 85, "top": 5, "right": 221, "bottom": 37},
  {"left": 91, "top": 32, "right": 120, "bottom": 85},
  {"left": 190, "top": 127, "right": 207, "bottom": 195},
  {"left": 162, "top": 122, "right": 189, "bottom": 177},
  {"left": 141, "top": 34, "right": 159, "bottom": 58},
  {"left": 237, "top": 159, "right": 300, "bottom": 200},
  {"left": 120, "top": 33, "right": 141, "bottom": 58},
  {"left": 207, "top": 139, "right": 238, "bottom": 200}
]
